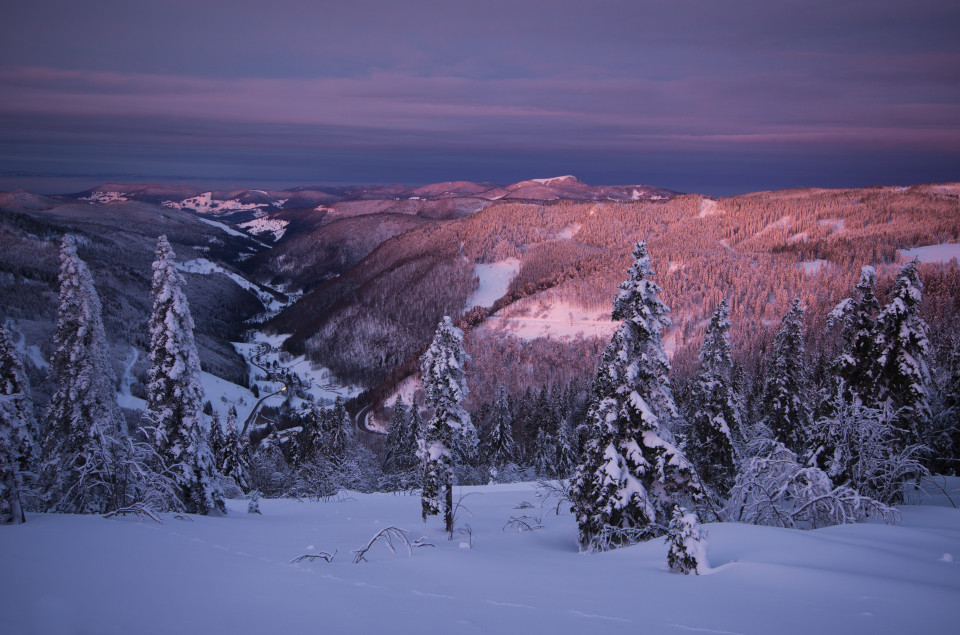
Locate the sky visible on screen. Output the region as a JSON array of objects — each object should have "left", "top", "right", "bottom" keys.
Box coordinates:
[{"left": 1, "top": 0, "right": 958, "bottom": 196}]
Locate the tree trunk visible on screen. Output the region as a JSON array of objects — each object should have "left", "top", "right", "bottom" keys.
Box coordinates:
[{"left": 444, "top": 473, "right": 453, "bottom": 535}]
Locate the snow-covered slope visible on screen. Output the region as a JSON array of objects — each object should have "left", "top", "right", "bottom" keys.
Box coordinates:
[
  {"left": 1, "top": 481, "right": 956, "bottom": 635},
  {"left": 900, "top": 243, "right": 960, "bottom": 264}
]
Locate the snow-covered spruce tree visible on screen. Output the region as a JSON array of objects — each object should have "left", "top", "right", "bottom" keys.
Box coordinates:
[
  {"left": 419, "top": 316, "right": 475, "bottom": 534},
  {"left": 41, "top": 237, "right": 127, "bottom": 513},
  {"left": 208, "top": 411, "right": 225, "bottom": 473},
  {"left": 759, "top": 298, "right": 810, "bottom": 454},
  {"left": 221, "top": 407, "right": 251, "bottom": 493},
  {"left": 665, "top": 505, "right": 708, "bottom": 575},
  {"left": 383, "top": 397, "right": 419, "bottom": 481},
  {"left": 553, "top": 417, "right": 577, "bottom": 479},
  {"left": 146, "top": 235, "right": 224, "bottom": 515},
  {"left": 827, "top": 266, "right": 880, "bottom": 403},
  {"left": 532, "top": 426, "right": 556, "bottom": 477},
  {"left": 686, "top": 299, "right": 741, "bottom": 497},
  {"left": 935, "top": 338, "right": 960, "bottom": 475},
  {"left": 483, "top": 385, "right": 516, "bottom": 478},
  {"left": 0, "top": 323, "right": 38, "bottom": 523},
  {"left": 873, "top": 259, "right": 932, "bottom": 451},
  {"left": 570, "top": 242, "right": 701, "bottom": 552},
  {"left": 383, "top": 397, "right": 408, "bottom": 474}
]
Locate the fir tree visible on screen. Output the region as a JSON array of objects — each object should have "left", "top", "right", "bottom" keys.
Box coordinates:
[
  {"left": 208, "top": 411, "right": 225, "bottom": 473},
  {"left": 484, "top": 386, "right": 515, "bottom": 472},
  {"left": 570, "top": 242, "right": 701, "bottom": 551},
  {"left": 383, "top": 397, "right": 409, "bottom": 473},
  {"left": 553, "top": 417, "right": 577, "bottom": 479},
  {"left": 0, "top": 323, "right": 38, "bottom": 523},
  {"left": 935, "top": 338, "right": 960, "bottom": 475},
  {"left": 532, "top": 426, "right": 556, "bottom": 477},
  {"left": 760, "top": 298, "right": 810, "bottom": 453},
  {"left": 686, "top": 299, "right": 741, "bottom": 496},
  {"left": 41, "top": 237, "right": 126, "bottom": 513},
  {"left": 146, "top": 235, "right": 224, "bottom": 515},
  {"left": 827, "top": 266, "right": 880, "bottom": 403},
  {"left": 419, "top": 316, "right": 474, "bottom": 534},
  {"left": 873, "top": 259, "right": 932, "bottom": 450},
  {"left": 221, "top": 408, "right": 251, "bottom": 493}
]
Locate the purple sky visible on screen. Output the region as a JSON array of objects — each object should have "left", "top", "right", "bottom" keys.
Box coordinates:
[{"left": 1, "top": 0, "right": 958, "bottom": 195}]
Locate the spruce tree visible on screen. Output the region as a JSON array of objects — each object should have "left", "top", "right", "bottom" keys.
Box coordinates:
[
  {"left": 0, "top": 323, "right": 38, "bottom": 523},
  {"left": 484, "top": 386, "right": 515, "bottom": 474},
  {"left": 146, "top": 235, "right": 224, "bottom": 515},
  {"left": 873, "top": 259, "right": 932, "bottom": 450},
  {"left": 936, "top": 339, "right": 960, "bottom": 475},
  {"left": 383, "top": 397, "right": 409, "bottom": 473},
  {"left": 208, "top": 411, "right": 225, "bottom": 473},
  {"left": 41, "top": 237, "right": 126, "bottom": 513},
  {"left": 553, "top": 417, "right": 577, "bottom": 479},
  {"left": 419, "top": 316, "right": 474, "bottom": 534},
  {"left": 570, "top": 242, "right": 700, "bottom": 551},
  {"left": 827, "top": 266, "right": 880, "bottom": 403},
  {"left": 532, "top": 426, "right": 556, "bottom": 477},
  {"left": 760, "top": 298, "right": 810, "bottom": 453},
  {"left": 686, "top": 299, "right": 741, "bottom": 496},
  {"left": 221, "top": 407, "right": 251, "bottom": 492}
]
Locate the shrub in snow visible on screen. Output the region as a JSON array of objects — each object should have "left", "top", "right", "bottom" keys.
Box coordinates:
[
  {"left": 419, "top": 316, "right": 475, "bottom": 534},
  {"left": 666, "top": 506, "right": 708, "bottom": 575},
  {"left": 725, "top": 438, "right": 898, "bottom": 529},
  {"left": 809, "top": 383, "right": 927, "bottom": 505},
  {"left": 247, "top": 490, "right": 261, "bottom": 515},
  {"left": 571, "top": 242, "right": 701, "bottom": 551}
]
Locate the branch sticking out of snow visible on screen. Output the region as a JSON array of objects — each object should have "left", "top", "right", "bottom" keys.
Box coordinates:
[
  {"left": 291, "top": 550, "right": 337, "bottom": 564},
  {"left": 352, "top": 527, "right": 434, "bottom": 564}
]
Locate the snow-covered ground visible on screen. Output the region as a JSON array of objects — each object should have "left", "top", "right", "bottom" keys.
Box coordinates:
[
  {"left": 900, "top": 243, "right": 960, "bottom": 264},
  {"left": 481, "top": 299, "right": 618, "bottom": 341},
  {"left": 2, "top": 481, "right": 957, "bottom": 635},
  {"left": 80, "top": 191, "right": 128, "bottom": 203},
  {"left": 464, "top": 259, "right": 521, "bottom": 310},
  {"left": 239, "top": 217, "right": 289, "bottom": 241},
  {"left": 162, "top": 192, "right": 270, "bottom": 216},
  {"left": 233, "top": 331, "right": 363, "bottom": 408},
  {"left": 802, "top": 259, "right": 830, "bottom": 275},
  {"left": 176, "top": 258, "right": 285, "bottom": 315},
  {"left": 698, "top": 198, "right": 721, "bottom": 218}
]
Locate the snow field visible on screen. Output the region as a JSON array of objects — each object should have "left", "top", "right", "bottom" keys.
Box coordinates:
[
  {"left": 239, "top": 217, "right": 289, "bottom": 241},
  {"left": 176, "top": 258, "right": 284, "bottom": 314},
  {"left": 464, "top": 259, "right": 521, "bottom": 311},
  {"left": 1, "top": 482, "right": 957, "bottom": 635},
  {"left": 899, "top": 243, "right": 960, "bottom": 264},
  {"left": 482, "top": 299, "right": 619, "bottom": 341}
]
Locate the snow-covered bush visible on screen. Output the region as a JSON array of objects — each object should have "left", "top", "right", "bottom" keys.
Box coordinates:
[
  {"left": 725, "top": 438, "right": 898, "bottom": 529},
  {"left": 665, "top": 506, "right": 708, "bottom": 575}
]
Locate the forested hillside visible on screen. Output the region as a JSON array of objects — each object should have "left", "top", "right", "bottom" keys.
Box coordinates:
[{"left": 267, "top": 184, "right": 960, "bottom": 418}]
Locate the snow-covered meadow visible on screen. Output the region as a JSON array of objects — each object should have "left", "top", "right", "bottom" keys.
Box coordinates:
[{"left": 2, "top": 481, "right": 957, "bottom": 635}]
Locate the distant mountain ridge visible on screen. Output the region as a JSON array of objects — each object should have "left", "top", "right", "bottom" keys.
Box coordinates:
[{"left": 66, "top": 176, "right": 678, "bottom": 223}]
